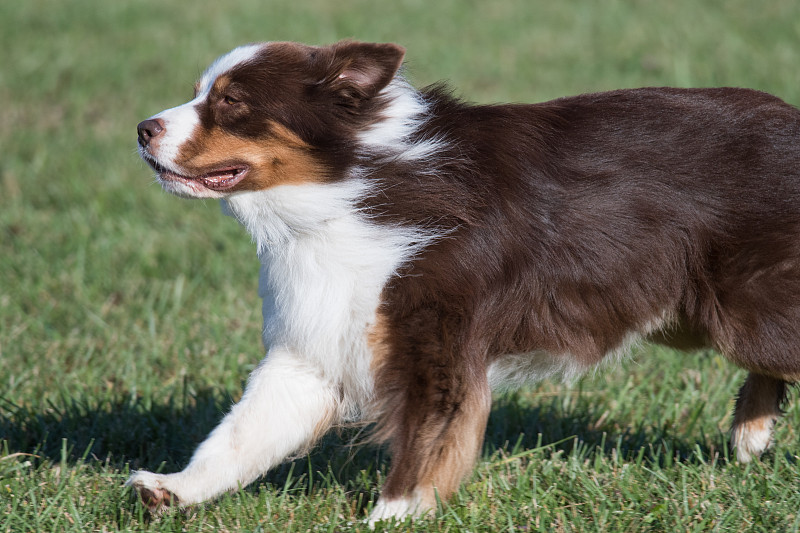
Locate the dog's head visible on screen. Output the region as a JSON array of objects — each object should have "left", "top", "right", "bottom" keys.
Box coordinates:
[{"left": 137, "top": 40, "right": 405, "bottom": 198}]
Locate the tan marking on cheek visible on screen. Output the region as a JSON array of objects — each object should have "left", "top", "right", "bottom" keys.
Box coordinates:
[
  {"left": 176, "top": 122, "right": 325, "bottom": 188},
  {"left": 239, "top": 124, "right": 325, "bottom": 190}
]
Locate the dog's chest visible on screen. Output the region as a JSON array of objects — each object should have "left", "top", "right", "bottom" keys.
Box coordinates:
[{"left": 222, "top": 183, "right": 435, "bottom": 387}]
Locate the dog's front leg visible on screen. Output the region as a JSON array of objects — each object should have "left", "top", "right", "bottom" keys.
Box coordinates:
[
  {"left": 368, "top": 363, "right": 492, "bottom": 525},
  {"left": 127, "top": 347, "right": 339, "bottom": 509}
]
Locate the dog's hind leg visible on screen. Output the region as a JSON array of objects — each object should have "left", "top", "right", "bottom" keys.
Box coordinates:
[
  {"left": 127, "top": 347, "right": 340, "bottom": 509},
  {"left": 731, "top": 372, "right": 787, "bottom": 462}
]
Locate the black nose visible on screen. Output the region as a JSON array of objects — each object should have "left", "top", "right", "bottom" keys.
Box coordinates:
[{"left": 137, "top": 118, "right": 164, "bottom": 147}]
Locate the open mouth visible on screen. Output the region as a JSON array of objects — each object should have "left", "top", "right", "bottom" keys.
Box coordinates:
[{"left": 144, "top": 157, "right": 249, "bottom": 191}]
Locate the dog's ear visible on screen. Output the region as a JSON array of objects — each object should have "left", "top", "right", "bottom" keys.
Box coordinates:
[{"left": 316, "top": 41, "right": 406, "bottom": 104}]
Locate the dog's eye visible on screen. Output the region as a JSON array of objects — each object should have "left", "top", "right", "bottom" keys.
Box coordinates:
[{"left": 223, "top": 95, "right": 241, "bottom": 106}]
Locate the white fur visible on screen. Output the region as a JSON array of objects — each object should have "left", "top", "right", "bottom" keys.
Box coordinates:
[
  {"left": 224, "top": 181, "right": 438, "bottom": 415},
  {"left": 368, "top": 489, "right": 428, "bottom": 527},
  {"left": 731, "top": 419, "right": 774, "bottom": 463},
  {"left": 196, "top": 43, "right": 265, "bottom": 96},
  {"left": 357, "top": 78, "right": 446, "bottom": 162},
  {"left": 128, "top": 349, "right": 338, "bottom": 504},
  {"left": 148, "top": 97, "right": 202, "bottom": 172},
  {"left": 488, "top": 351, "right": 587, "bottom": 391}
]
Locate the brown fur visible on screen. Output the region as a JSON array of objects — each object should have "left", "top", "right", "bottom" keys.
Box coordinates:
[{"left": 362, "top": 86, "right": 800, "bottom": 503}]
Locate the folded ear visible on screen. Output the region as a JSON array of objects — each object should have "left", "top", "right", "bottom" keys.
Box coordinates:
[{"left": 320, "top": 41, "right": 406, "bottom": 104}]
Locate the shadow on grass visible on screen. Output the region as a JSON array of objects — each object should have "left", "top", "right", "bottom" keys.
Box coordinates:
[
  {"left": 0, "top": 388, "right": 389, "bottom": 480},
  {"left": 0, "top": 389, "right": 227, "bottom": 471},
  {"left": 0, "top": 385, "right": 732, "bottom": 491},
  {"left": 485, "top": 392, "right": 733, "bottom": 467}
]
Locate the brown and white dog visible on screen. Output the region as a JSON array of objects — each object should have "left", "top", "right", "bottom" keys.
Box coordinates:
[{"left": 130, "top": 40, "right": 800, "bottom": 523}]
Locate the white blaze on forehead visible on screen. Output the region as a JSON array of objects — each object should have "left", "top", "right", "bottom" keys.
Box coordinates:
[
  {"left": 196, "top": 43, "right": 266, "bottom": 97},
  {"left": 145, "top": 43, "right": 266, "bottom": 170}
]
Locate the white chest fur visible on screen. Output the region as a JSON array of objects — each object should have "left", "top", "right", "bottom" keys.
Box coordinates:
[{"left": 222, "top": 181, "right": 434, "bottom": 414}]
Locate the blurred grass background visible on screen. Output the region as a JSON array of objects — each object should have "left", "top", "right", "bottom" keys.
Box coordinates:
[{"left": 2, "top": 0, "right": 800, "bottom": 531}]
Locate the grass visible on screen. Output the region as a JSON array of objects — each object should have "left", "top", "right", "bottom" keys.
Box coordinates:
[{"left": 2, "top": 0, "right": 800, "bottom": 531}]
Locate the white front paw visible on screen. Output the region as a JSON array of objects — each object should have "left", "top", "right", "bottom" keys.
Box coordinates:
[{"left": 126, "top": 471, "right": 179, "bottom": 511}]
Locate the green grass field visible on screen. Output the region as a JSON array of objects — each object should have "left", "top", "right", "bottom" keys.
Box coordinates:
[{"left": 2, "top": 0, "right": 800, "bottom": 531}]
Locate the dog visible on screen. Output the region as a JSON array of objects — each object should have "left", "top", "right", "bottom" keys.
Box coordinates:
[{"left": 129, "top": 40, "right": 800, "bottom": 524}]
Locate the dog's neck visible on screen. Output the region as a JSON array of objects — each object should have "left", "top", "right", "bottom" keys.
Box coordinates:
[{"left": 220, "top": 181, "right": 369, "bottom": 256}]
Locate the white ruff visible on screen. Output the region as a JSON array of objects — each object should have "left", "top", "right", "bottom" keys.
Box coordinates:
[
  {"left": 222, "top": 180, "right": 438, "bottom": 415},
  {"left": 357, "top": 78, "right": 446, "bottom": 162}
]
